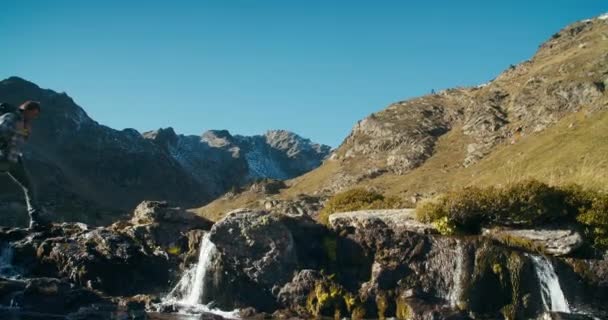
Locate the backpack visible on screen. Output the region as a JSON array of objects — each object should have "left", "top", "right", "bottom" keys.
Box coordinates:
[{"left": 0, "top": 102, "right": 17, "bottom": 115}]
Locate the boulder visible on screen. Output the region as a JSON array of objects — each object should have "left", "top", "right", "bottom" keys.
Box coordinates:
[
  {"left": 210, "top": 209, "right": 298, "bottom": 289},
  {"left": 0, "top": 277, "right": 108, "bottom": 315},
  {"left": 115, "top": 200, "right": 213, "bottom": 250},
  {"left": 277, "top": 269, "right": 324, "bottom": 315},
  {"left": 483, "top": 228, "right": 584, "bottom": 256},
  {"left": 328, "top": 209, "right": 438, "bottom": 235}
]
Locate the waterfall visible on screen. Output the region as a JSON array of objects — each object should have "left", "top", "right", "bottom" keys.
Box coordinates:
[
  {"left": 528, "top": 255, "right": 570, "bottom": 313},
  {"left": 0, "top": 243, "right": 18, "bottom": 279},
  {"left": 447, "top": 242, "right": 464, "bottom": 308},
  {"left": 165, "top": 233, "right": 217, "bottom": 305},
  {"left": 161, "top": 234, "right": 237, "bottom": 318}
]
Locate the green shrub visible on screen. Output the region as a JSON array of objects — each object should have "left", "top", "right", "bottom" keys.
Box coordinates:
[
  {"left": 318, "top": 188, "right": 403, "bottom": 225},
  {"left": 576, "top": 193, "right": 608, "bottom": 249},
  {"left": 493, "top": 180, "right": 571, "bottom": 225},
  {"left": 417, "top": 186, "right": 496, "bottom": 233},
  {"left": 416, "top": 180, "right": 608, "bottom": 246}
]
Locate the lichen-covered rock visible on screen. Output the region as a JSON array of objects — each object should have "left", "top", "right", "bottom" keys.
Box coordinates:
[
  {"left": 210, "top": 210, "right": 299, "bottom": 289},
  {"left": 6, "top": 224, "right": 172, "bottom": 296},
  {"left": 277, "top": 270, "right": 324, "bottom": 316},
  {"left": 118, "top": 200, "right": 212, "bottom": 249},
  {"left": 329, "top": 209, "right": 437, "bottom": 235},
  {"left": 483, "top": 228, "right": 584, "bottom": 256}
]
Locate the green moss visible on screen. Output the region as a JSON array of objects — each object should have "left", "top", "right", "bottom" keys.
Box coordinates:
[
  {"left": 166, "top": 245, "right": 181, "bottom": 256},
  {"left": 432, "top": 216, "right": 457, "bottom": 235},
  {"left": 395, "top": 296, "right": 413, "bottom": 320},
  {"left": 490, "top": 233, "right": 547, "bottom": 255},
  {"left": 306, "top": 280, "right": 352, "bottom": 318},
  {"left": 322, "top": 237, "right": 338, "bottom": 263},
  {"left": 376, "top": 292, "right": 389, "bottom": 320},
  {"left": 351, "top": 305, "right": 366, "bottom": 320},
  {"left": 468, "top": 245, "right": 528, "bottom": 317}
]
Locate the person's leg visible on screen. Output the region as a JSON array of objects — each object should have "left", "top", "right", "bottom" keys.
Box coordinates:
[{"left": 6, "top": 157, "right": 45, "bottom": 227}]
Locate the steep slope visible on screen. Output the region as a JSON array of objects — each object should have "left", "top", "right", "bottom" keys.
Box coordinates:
[
  {"left": 197, "top": 13, "right": 608, "bottom": 219},
  {"left": 0, "top": 78, "right": 330, "bottom": 226}
]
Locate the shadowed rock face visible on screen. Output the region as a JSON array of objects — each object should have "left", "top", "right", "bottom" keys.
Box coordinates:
[
  {"left": 198, "top": 209, "right": 607, "bottom": 319},
  {"left": 0, "top": 77, "right": 330, "bottom": 226},
  {"left": 0, "top": 201, "right": 224, "bottom": 319}
]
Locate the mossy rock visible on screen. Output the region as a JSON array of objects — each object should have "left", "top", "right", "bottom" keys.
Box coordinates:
[
  {"left": 305, "top": 278, "right": 363, "bottom": 319},
  {"left": 466, "top": 243, "right": 541, "bottom": 319}
]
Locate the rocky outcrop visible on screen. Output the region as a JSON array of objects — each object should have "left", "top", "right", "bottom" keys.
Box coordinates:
[
  {"left": 191, "top": 208, "right": 608, "bottom": 319},
  {"left": 271, "top": 14, "right": 608, "bottom": 196},
  {"left": 201, "top": 209, "right": 334, "bottom": 311},
  {"left": 0, "top": 77, "right": 331, "bottom": 226},
  {"left": 0, "top": 277, "right": 108, "bottom": 315},
  {"left": 329, "top": 209, "right": 438, "bottom": 235},
  {"left": 261, "top": 193, "right": 325, "bottom": 217},
  {"left": 483, "top": 228, "right": 585, "bottom": 257},
  {"left": 0, "top": 200, "right": 217, "bottom": 318}
]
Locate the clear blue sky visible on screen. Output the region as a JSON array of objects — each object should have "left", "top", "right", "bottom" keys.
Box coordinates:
[{"left": 1, "top": 1, "right": 606, "bottom": 147}]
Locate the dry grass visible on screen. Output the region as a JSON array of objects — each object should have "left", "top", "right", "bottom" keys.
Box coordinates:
[{"left": 192, "top": 19, "right": 608, "bottom": 220}]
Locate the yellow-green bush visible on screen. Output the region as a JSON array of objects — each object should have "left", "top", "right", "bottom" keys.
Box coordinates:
[
  {"left": 416, "top": 180, "right": 608, "bottom": 249},
  {"left": 576, "top": 193, "right": 608, "bottom": 249},
  {"left": 318, "top": 188, "right": 403, "bottom": 225}
]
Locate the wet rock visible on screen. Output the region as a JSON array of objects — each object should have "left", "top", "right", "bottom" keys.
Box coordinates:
[
  {"left": 1, "top": 223, "right": 171, "bottom": 296},
  {"left": 555, "top": 258, "right": 608, "bottom": 316},
  {"left": 0, "top": 277, "right": 108, "bottom": 315},
  {"left": 538, "top": 312, "right": 596, "bottom": 320},
  {"left": 395, "top": 297, "right": 472, "bottom": 320}
]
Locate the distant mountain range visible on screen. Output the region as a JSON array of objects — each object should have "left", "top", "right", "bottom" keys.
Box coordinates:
[{"left": 0, "top": 77, "right": 331, "bottom": 226}]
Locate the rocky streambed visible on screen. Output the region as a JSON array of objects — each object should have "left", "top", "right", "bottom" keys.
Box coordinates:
[{"left": 0, "top": 205, "right": 607, "bottom": 319}]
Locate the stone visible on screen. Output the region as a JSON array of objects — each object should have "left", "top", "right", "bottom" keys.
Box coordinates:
[
  {"left": 0, "top": 277, "right": 108, "bottom": 315},
  {"left": 328, "top": 209, "right": 438, "bottom": 235},
  {"left": 483, "top": 228, "right": 584, "bottom": 256}
]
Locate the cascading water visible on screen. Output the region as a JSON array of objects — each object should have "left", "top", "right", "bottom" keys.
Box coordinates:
[
  {"left": 447, "top": 243, "right": 464, "bottom": 308},
  {"left": 0, "top": 243, "right": 18, "bottom": 279},
  {"left": 165, "top": 233, "right": 217, "bottom": 305},
  {"left": 528, "top": 254, "right": 570, "bottom": 313},
  {"left": 162, "top": 234, "right": 237, "bottom": 318}
]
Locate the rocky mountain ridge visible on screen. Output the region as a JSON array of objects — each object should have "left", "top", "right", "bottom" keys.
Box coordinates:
[
  {"left": 0, "top": 77, "right": 330, "bottom": 226},
  {"left": 330, "top": 12, "right": 608, "bottom": 186},
  {"left": 197, "top": 12, "right": 608, "bottom": 218}
]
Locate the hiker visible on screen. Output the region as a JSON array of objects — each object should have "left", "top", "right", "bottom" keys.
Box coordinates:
[{"left": 0, "top": 101, "right": 49, "bottom": 230}]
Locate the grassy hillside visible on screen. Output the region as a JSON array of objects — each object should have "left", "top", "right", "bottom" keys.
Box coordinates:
[{"left": 195, "top": 14, "right": 608, "bottom": 221}]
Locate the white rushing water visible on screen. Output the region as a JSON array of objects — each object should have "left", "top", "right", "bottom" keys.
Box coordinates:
[
  {"left": 163, "top": 234, "right": 238, "bottom": 318},
  {"left": 0, "top": 243, "right": 19, "bottom": 279},
  {"left": 447, "top": 243, "right": 464, "bottom": 308},
  {"left": 528, "top": 255, "right": 570, "bottom": 313}
]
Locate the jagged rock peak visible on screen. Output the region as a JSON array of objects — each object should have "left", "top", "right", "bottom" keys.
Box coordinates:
[
  {"left": 142, "top": 127, "right": 179, "bottom": 146},
  {"left": 201, "top": 129, "right": 236, "bottom": 148},
  {"left": 263, "top": 129, "right": 332, "bottom": 158}
]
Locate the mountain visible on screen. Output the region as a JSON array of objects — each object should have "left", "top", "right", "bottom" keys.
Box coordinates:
[
  {"left": 0, "top": 77, "right": 330, "bottom": 226},
  {"left": 197, "top": 13, "right": 608, "bottom": 219}
]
